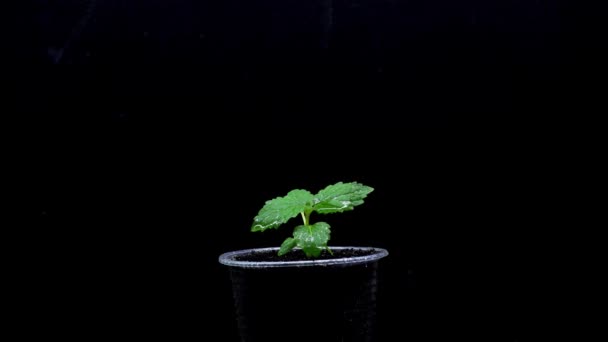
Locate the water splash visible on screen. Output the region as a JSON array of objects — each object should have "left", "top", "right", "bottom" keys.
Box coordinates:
[
  {"left": 321, "top": 0, "right": 334, "bottom": 49},
  {"left": 49, "top": 0, "right": 98, "bottom": 64}
]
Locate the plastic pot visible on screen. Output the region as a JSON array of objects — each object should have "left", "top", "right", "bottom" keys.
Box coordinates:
[{"left": 219, "top": 246, "right": 388, "bottom": 342}]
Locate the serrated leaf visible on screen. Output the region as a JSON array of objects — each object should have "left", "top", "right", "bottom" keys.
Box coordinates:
[
  {"left": 251, "top": 189, "right": 313, "bottom": 232},
  {"left": 293, "top": 222, "right": 331, "bottom": 257},
  {"left": 278, "top": 237, "right": 297, "bottom": 256},
  {"left": 312, "top": 182, "right": 374, "bottom": 214}
]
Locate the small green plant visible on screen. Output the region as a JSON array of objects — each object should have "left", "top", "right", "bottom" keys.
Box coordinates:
[{"left": 251, "top": 182, "right": 374, "bottom": 257}]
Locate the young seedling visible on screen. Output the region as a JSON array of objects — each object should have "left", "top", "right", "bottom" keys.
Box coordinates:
[{"left": 251, "top": 181, "right": 374, "bottom": 257}]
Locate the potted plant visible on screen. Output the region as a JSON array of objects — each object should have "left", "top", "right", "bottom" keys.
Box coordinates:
[{"left": 219, "top": 182, "right": 388, "bottom": 342}]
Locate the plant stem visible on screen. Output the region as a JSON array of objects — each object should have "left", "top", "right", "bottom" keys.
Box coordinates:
[{"left": 301, "top": 210, "right": 312, "bottom": 226}]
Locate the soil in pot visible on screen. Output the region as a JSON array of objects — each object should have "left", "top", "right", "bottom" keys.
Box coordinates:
[{"left": 234, "top": 248, "right": 376, "bottom": 262}]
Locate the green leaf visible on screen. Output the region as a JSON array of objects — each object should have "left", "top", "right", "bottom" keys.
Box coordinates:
[
  {"left": 251, "top": 189, "right": 314, "bottom": 232},
  {"left": 293, "top": 222, "right": 331, "bottom": 258},
  {"left": 312, "top": 182, "right": 374, "bottom": 214},
  {"left": 301, "top": 246, "right": 322, "bottom": 258},
  {"left": 278, "top": 238, "right": 297, "bottom": 256}
]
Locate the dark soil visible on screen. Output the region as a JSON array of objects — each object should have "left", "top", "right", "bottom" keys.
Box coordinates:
[{"left": 235, "top": 248, "right": 377, "bottom": 262}]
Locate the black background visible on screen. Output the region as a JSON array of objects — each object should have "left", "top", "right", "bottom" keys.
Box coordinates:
[{"left": 15, "top": 1, "right": 561, "bottom": 341}]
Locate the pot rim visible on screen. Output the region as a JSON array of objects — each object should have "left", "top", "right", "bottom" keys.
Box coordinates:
[{"left": 218, "top": 246, "right": 388, "bottom": 269}]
